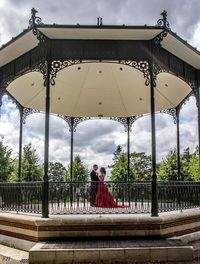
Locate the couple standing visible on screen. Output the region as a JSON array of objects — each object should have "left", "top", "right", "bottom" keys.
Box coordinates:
[{"left": 90, "top": 164, "right": 126, "bottom": 208}]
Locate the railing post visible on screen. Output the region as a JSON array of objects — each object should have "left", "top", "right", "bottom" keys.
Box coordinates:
[{"left": 42, "top": 61, "right": 51, "bottom": 218}]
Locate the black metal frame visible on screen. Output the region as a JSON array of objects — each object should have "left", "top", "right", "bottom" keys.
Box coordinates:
[{"left": 0, "top": 9, "right": 199, "bottom": 218}]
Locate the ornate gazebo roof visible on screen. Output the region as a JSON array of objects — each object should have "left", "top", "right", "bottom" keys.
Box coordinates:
[{"left": 0, "top": 10, "right": 199, "bottom": 118}]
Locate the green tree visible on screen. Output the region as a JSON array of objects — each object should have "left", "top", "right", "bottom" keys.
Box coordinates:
[
  {"left": 157, "top": 148, "right": 194, "bottom": 181},
  {"left": 189, "top": 151, "right": 199, "bottom": 181},
  {"left": 157, "top": 149, "right": 178, "bottom": 181},
  {"left": 65, "top": 155, "right": 89, "bottom": 182},
  {"left": 110, "top": 152, "right": 133, "bottom": 181},
  {"left": 0, "top": 140, "right": 14, "bottom": 182},
  {"left": 110, "top": 146, "right": 151, "bottom": 181},
  {"left": 131, "top": 152, "right": 151, "bottom": 181},
  {"left": 22, "top": 143, "right": 43, "bottom": 181},
  {"left": 49, "top": 161, "right": 66, "bottom": 182}
]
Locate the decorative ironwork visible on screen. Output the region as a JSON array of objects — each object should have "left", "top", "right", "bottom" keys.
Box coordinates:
[
  {"left": 0, "top": 182, "right": 42, "bottom": 214},
  {"left": 178, "top": 91, "right": 194, "bottom": 109},
  {"left": 110, "top": 116, "right": 142, "bottom": 132},
  {"left": 58, "top": 115, "right": 91, "bottom": 132},
  {"left": 152, "top": 63, "right": 166, "bottom": 87},
  {"left": 157, "top": 10, "right": 170, "bottom": 29},
  {"left": 22, "top": 107, "right": 40, "bottom": 124},
  {"left": 50, "top": 60, "right": 81, "bottom": 85},
  {"left": 119, "top": 60, "right": 150, "bottom": 86},
  {"left": 153, "top": 30, "right": 168, "bottom": 46},
  {"left": 0, "top": 86, "right": 5, "bottom": 108},
  {"left": 34, "top": 61, "right": 48, "bottom": 86},
  {"left": 97, "top": 17, "right": 103, "bottom": 26},
  {"left": 160, "top": 108, "right": 177, "bottom": 124},
  {"left": 29, "top": 8, "right": 43, "bottom": 28},
  {"left": 1, "top": 180, "right": 200, "bottom": 215},
  {"left": 28, "top": 8, "right": 46, "bottom": 43}
]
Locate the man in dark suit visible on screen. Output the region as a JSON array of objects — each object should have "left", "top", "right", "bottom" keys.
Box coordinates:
[{"left": 90, "top": 164, "right": 99, "bottom": 206}]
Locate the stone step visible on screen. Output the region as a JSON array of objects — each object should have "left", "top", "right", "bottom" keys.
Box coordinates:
[
  {"left": 0, "top": 244, "right": 29, "bottom": 263},
  {"left": 29, "top": 239, "right": 193, "bottom": 263}
]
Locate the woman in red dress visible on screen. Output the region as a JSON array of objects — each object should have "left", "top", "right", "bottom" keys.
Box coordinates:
[{"left": 94, "top": 167, "right": 127, "bottom": 208}]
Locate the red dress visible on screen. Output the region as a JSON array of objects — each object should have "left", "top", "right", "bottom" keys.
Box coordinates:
[{"left": 94, "top": 175, "right": 127, "bottom": 208}]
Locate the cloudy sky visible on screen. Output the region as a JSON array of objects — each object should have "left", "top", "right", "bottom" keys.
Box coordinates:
[{"left": 0, "top": 0, "right": 199, "bottom": 175}]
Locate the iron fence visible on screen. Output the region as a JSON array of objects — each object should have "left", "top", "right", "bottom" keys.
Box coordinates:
[{"left": 0, "top": 181, "right": 199, "bottom": 215}]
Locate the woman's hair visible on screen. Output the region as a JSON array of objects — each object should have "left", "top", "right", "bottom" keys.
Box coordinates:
[{"left": 100, "top": 167, "right": 106, "bottom": 175}]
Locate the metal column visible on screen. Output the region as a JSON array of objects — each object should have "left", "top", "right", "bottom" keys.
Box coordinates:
[
  {"left": 42, "top": 62, "right": 51, "bottom": 218},
  {"left": 18, "top": 106, "right": 23, "bottom": 182},
  {"left": 150, "top": 63, "right": 158, "bottom": 217}
]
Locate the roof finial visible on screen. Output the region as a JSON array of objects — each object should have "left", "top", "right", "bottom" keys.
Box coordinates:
[
  {"left": 28, "top": 8, "right": 42, "bottom": 28},
  {"left": 157, "top": 10, "right": 170, "bottom": 29},
  {"left": 97, "top": 17, "right": 103, "bottom": 26}
]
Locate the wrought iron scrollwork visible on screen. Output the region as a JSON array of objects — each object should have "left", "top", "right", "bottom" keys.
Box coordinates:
[
  {"left": 29, "top": 8, "right": 43, "bottom": 28},
  {"left": 0, "top": 87, "right": 5, "bottom": 108},
  {"left": 22, "top": 107, "right": 40, "bottom": 124},
  {"left": 110, "top": 115, "right": 142, "bottom": 132},
  {"left": 160, "top": 108, "right": 177, "bottom": 124},
  {"left": 119, "top": 60, "right": 150, "bottom": 86},
  {"left": 50, "top": 60, "right": 82, "bottom": 86},
  {"left": 157, "top": 10, "right": 170, "bottom": 29},
  {"left": 152, "top": 63, "right": 166, "bottom": 87},
  {"left": 28, "top": 8, "right": 46, "bottom": 43},
  {"left": 58, "top": 115, "right": 91, "bottom": 132},
  {"left": 153, "top": 30, "right": 168, "bottom": 46},
  {"left": 34, "top": 61, "right": 48, "bottom": 87}
]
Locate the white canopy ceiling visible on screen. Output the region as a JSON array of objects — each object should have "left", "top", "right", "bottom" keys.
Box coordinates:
[
  {"left": 1, "top": 26, "right": 200, "bottom": 68},
  {"left": 6, "top": 62, "right": 192, "bottom": 117}
]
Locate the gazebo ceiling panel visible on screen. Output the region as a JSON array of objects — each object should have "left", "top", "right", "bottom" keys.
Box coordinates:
[
  {"left": 162, "top": 32, "right": 200, "bottom": 69},
  {"left": 6, "top": 72, "right": 45, "bottom": 109},
  {"left": 155, "top": 72, "right": 192, "bottom": 110},
  {"left": 39, "top": 27, "right": 163, "bottom": 40},
  {"left": 0, "top": 31, "right": 39, "bottom": 67},
  {"left": 6, "top": 62, "right": 192, "bottom": 117}
]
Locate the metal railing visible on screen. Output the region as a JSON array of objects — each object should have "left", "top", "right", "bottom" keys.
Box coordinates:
[{"left": 0, "top": 181, "right": 199, "bottom": 215}]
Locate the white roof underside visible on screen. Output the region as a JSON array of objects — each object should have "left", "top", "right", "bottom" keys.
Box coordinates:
[
  {"left": 39, "top": 27, "right": 162, "bottom": 40},
  {"left": 1, "top": 26, "right": 200, "bottom": 68},
  {"left": 6, "top": 62, "right": 192, "bottom": 117}
]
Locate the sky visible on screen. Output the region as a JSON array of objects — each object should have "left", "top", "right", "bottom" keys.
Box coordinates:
[{"left": 0, "top": 0, "right": 199, "bottom": 176}]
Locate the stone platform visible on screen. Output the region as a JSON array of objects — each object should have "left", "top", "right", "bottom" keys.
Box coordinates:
[{"left": 1, "top": 209, "right": 200, "bottom": 263}]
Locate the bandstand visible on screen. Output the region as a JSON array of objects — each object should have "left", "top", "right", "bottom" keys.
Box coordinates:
[{"left": 0, "top": 9, "right": 200, "bottom": 263}]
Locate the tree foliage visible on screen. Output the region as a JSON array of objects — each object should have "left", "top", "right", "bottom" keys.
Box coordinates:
[
  {"left": 49, "top": 161, "right": 66, "bottom": 182},
  {"left": 22, "top": 143, "right": 43, "bottom": 181},
  {"left": 65, "top": 155, "right": 89, "bottom": 182},
  {"left": 0, "top": 140, "right": 14, "bottom": 182},
  {"left": 157, "top": 149, "right": 178, "bottom": 180},
  {"left": 110, "top": 146, "right": 151, "bottom": 181}
]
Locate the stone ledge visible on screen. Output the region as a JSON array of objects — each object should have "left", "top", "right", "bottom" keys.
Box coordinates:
[{"left": 0, "top": 209, "right": 200, "bottom": 243}]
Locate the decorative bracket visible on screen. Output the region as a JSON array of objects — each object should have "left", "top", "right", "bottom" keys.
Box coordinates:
[
  {"left": 58, "top": 115, "right": 91, "bottom": 132},
  {"left": 154, "top": 10, "right": 170, "bottom": 46},
  {"left": 22, "top": 107, "right": 40, "bottom": 124},
  {"left": 110, "top": 115, "right": 142, "bottom": 132},
  {"left": 119, "top": 60, "right": 150, "bottom": 86},
  {"left": 28, "top": 8, "right": 46, "bottom": 43},
  {"left": 160, "top": 108, "right": 177, "bottom": 124},
  {"left": 50, "top": 60, "right": 81, "bottom": 86}
]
